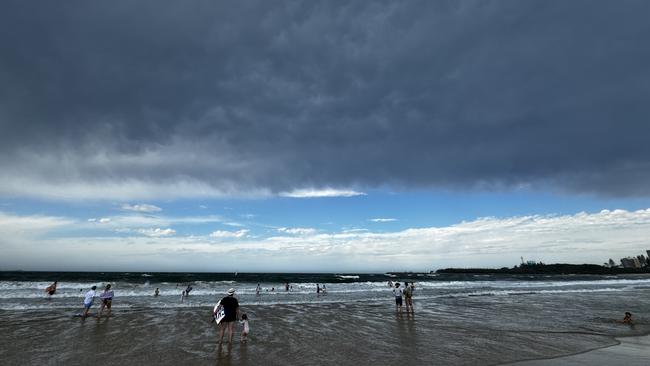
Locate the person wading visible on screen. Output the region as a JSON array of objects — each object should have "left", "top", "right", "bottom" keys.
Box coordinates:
[{"left": 215, "top": 288, "right": 240, "bottom": 345}]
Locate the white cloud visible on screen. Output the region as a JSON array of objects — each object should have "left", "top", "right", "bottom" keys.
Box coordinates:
[
  {"left": 277, "top": 227, "right": 318, "bottom": 235},
  {"left": 86, "top": 214, "right": 225, "bottom": 229},
  {"left": 88, "top": 217, "right": 111, "bottom": 223},
  {"left": 121, "top": 203, "right": 162, "bottom": 213},
  {"left": 370, "top": 218, "right": 397, "bottom": 222},
  {"left": 209, "top": 229, "right": 249, "bottom": 238},
  {"left": 4, "top": 208, "right": 650, "bottom": 272},
  {"left": 0, "top": 171, "right": 272, "bottom": 201},
  {"left": 137, "top": 228, "right": 176, "bottom": 237},
  {"left": 279, "top": 188, "right": 366, "bottom": 198},
  {"left": 0, "top": 212, "right": 75, "bottom": 234},
  {"left": 342, "top": 228, "right": 369, "bottom": 233}
]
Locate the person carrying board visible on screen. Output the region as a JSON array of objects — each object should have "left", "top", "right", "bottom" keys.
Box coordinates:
[{"left": 213, "top": 288, "right": 240, "bottom": 345}]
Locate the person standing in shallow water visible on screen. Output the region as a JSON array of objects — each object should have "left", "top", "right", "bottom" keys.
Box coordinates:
[
  {"left": 403, "top": 282, "right": 414, "bottom": 313},
  {"left": 97, "top": 284, "right": 114, "bottom": 319},
  {"left": 240, "top": 313, "right": 250, "bottom": 342},
  {"left": 393, "top": 282, "right": 403, "bottom": 313},
  {"left": 215, "top": 288, "right": 240, "bottom": 345},
  {"left": 81, "top": 285, "right": 97, "bottom": 319}
]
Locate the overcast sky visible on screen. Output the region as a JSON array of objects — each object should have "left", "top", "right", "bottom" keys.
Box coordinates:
[{"left": 1, "top": 1, "right": 650, "bottom": 272}]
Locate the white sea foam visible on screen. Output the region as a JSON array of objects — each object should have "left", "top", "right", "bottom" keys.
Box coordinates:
[
  {"left": 0, "top": 285, "right": 633, "bottom": 311},
  {"left": 1, "top": 278, "right": 647, "bottom": 305}
]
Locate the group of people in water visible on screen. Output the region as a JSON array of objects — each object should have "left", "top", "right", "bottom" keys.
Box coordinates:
[
  {"left": 44, "top": 281, "right": 113, "bottom": 319},
  {"left": 44, "top": 279, "right": 635, "bottom": 345},
  {"left": 77, "top": 284, "right": 114, "bottom": 319},
  {"left": 390, "top": 281, "right": 415, "bottom": 314}
]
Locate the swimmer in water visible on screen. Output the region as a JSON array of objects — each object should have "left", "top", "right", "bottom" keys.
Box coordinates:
[
  {"left": 45, "top": 281, "right": 58, "bottom": 298},
  {"left": 622, "top": 312, "right": 633, "bottom": 324}
]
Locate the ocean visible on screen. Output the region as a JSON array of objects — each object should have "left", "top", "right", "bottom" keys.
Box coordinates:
[{"left": 1, "top": 271, "right": 649, "bottom": 365}]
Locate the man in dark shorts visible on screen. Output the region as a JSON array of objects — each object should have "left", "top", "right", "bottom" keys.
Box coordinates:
[{"left": 216, "top": 288, "right": 240, "bottom": 344}]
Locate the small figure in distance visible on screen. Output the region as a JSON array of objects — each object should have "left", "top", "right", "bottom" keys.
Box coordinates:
[
  {"left": 240, "top": 313, "right": 250, "bottom": 342},
  {"left": 154, "top": 288, "right": 159, "bottom": 297},
  {"left": 45, "top": 281, "right": 58, "bottom": 299},
  {"left": 285, "top": 282, "right": 289, "bottom": 291},
  {"left": 97, "top": 284, "right": 114, "bottom": 319},
  {"left": 255, "top": 283, "right": 261, "bottom": 296},
  {"left": 622, "top": 312, "right": 633, "bottom": 324},
  {"left": 184, "top": 284, "right": 193, "bottom": 296},
  {"left": 393, "top": 282, "right": 403, "bottom": 313},
  {"left": 81, "top": 285, "right": 97, "bottom": 319},
  {"left": 316, "top": 284, "right": 321, "bottom": 295}
]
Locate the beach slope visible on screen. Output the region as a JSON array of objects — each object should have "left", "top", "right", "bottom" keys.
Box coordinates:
[{"left": 504, "top": 335, "right": 650, "bottom": 366}]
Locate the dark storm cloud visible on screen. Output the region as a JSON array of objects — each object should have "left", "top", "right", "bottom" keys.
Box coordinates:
[{"left": 1, "top": 0, "right": 650, "bottom": 198}]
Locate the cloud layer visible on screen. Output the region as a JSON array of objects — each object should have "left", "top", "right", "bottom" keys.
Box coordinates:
[
  {"left": 1, "top": 1, "right": 650, "bottom": 200},
  {"left": 1, "top": 208, "right": 649, "bottom": 271}
]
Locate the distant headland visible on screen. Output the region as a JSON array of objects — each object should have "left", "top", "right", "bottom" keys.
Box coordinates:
[
  {"left": 435, "top": 249, "right": 650, "bottom": 275},
  {"left": 435, "top": 263, "right": 650, "bottom": 275}
]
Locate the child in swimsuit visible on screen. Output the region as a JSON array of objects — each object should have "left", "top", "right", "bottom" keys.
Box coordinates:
[{"left": 240, "top": 313, "right": 250, "bottom": 342}]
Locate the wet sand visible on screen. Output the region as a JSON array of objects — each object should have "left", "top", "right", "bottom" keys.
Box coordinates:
[
  {"left": 1, "top": 300, "right": 643, "bottom": 366},
  {"left": 503, "top": 335, "right": 650, "bottom": 366}
]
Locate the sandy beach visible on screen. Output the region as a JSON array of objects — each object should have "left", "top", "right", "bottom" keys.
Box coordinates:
[{"left": 504, "top": 335, "right": 650, "bottom": 366}]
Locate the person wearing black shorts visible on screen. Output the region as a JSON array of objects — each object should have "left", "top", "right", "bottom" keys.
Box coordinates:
[
  {"left": 393, "top": 282, "right": 403, "bottom": 313},
  {"left": 216, "top": 288, "right": 240, "bottom": 345}
]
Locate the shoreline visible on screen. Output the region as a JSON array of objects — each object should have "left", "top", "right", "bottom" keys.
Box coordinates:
[{"left": 502, "top": 334, "right": 650, "bottom": 366}]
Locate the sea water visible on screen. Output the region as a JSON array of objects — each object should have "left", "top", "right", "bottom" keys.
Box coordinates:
[{"left": 1, "top": 272, "right": 649, "bottom": 365}]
